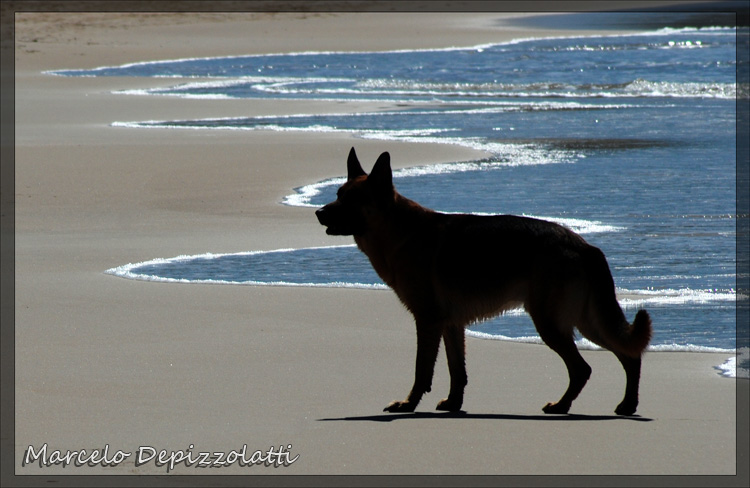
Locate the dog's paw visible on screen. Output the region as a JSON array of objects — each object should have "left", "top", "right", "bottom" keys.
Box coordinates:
[
  {"left": 436, "top": 397, "right": 463, "bottom": 412},
  {"left": 614, "top": 401, "right": 638, "bottom": 416},
  {"left": 542, "top": 401, "right": 571, "bottom": 414},
  {"left": 383, "top": 400, "right": 416, "bottom": 413}
]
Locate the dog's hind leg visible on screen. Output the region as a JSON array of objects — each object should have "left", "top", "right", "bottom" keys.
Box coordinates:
[
  {"left": 536, "top": 323, "right": 592, "bottom": 414},
  {"left": 613, "top": 353, "right": 642, "bottom": 416},
  {"left": 384, "top": 320, "right": 443, "bottom": 413},
  {"left": 436, "top": 325, "right": 467, "bottom": 412}
]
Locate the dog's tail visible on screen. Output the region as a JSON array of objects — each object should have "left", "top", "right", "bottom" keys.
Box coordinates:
[
  {"left": 613, "top": 309, "right": 653, "bottom": 358},
  {"left": 586, "top": 249, "right": 652, "bottom": 358}
]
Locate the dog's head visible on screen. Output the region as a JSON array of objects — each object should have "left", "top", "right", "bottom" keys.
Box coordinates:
[{"left": 315, "top": 147, "right": 394, "bottom": 236}]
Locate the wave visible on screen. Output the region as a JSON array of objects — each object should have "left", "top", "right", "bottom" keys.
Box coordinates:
[
  {"left": 283, "top": 157, "right": 585, "bottom": 208},
  {"left": 257, "top": 78, "right": 738, "bottom": 100},
  {"left": 105, "top": 245, "right": 743, "bottom": 376},
  {"left": 105, "top": 245, "right": 389, "bottom": 290},
  {"left": 465, "top": 330, "right": 736, "bottom": 353},
  {"left": 112, "top": 119, "right": 452, "bottom": 139},
  {"left": 113, "top": 76, "right": 738, "bottom": 101},
  {"left": 113, "top": 114, "right": 583, "bottom": 171},
  {"left": 621, "top": 79, "right": 737, "bottom": 99},
  {"left": 465, "top": 333, "right": 744, "bottom": 378},
  {"left": 714, "top": 348, "right": 749, "bottom": 378},
  {"left": 106, "top": 248, "right": 741, "bottom": 304},
  {"left": 285, "top": 160, "right": 627, "bottom": 235},
  {"left": 49, "top": 25, "right": 740, "bottom": 101},
  {"left": 47, "top": 26, "right": 736, "bottom": 76},
  {"left": 618, "top": 287, "right": 744, "bottom": 306}
]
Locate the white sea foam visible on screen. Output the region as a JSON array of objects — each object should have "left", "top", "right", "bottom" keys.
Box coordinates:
[
  {"left": 105, "top": 245, "right": 390, "bottom": 290},
  {"left": 618, "top": 287, "right": 743, "bottom": 307},
  {"left": 466, "top": 331, "right": 743, "bottom": 378},
  {"left": 621, "top": 79, "right": 736, "bottom": 99},
  {"left": 465, "top": 329, "right": 739, "bottom": 355},
  {"left": 465, "top": 330, "right": 545, "bottom": 345},
  {"left": 714, "top": 348, "right": 749, "bottom": 378},
  {"left": 279, "top": 77, "right": 736, "bottom": 100},
  {"left": 111, "top": 114, "right": 454, "bottom": 138},
  {"left": 282, "top": 177, "right": 344, "bottom": 208},
  {"left": 112, "top": 245, "right": 516, "bottom": 290},
  {"left": 113, "top": 75, "right": 736, "bottom": 101},
  {"left": 115, "top": 76, "right": 355, "bottom": 99},
  {"left": 469, "top": 317, "right": 739, "bottom": 355},
  {"left": 462, "top": 213, "right": 626, "bottom": 234},
  {"left": 358, "top": 135, "right": 579, "bottom": 165}
]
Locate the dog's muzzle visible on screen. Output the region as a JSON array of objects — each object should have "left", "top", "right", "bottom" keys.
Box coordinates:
[
  {"left": 315, "top": 208, "right": 327, "bottom": 226},
  {"left": 315, "top": 208, "right": 335, "bottom": 234},
  {"left": 316, "top": 207, "right": 348, "bottom": 235}
]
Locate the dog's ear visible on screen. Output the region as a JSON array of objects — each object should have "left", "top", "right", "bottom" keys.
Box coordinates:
[
  {"left": 368, "top": 151, "right": 392, "bottom": 190},
  {"left": 347, "top": 147, "right": 366, "bottom": 181}
]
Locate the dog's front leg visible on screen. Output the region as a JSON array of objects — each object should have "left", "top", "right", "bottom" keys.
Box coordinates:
[
  {"left": 384, "top": 320, "right": 442, "bottom": 413},
  {"left": 436, "top": 325, "right": 466, "bottom": 412}
]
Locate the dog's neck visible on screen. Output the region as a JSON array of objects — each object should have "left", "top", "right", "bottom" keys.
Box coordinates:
[{"left": 353, "top": 192, "right": 438, "bottom": 288}]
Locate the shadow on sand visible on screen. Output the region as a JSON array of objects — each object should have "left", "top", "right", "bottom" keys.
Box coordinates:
[{"left": 319, "top": 411, "right": 653, "bottom": 423}]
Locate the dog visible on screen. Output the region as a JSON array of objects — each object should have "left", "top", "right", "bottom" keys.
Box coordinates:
[{"left": 316, "top": 147, "right": 652, "bottom": 415}]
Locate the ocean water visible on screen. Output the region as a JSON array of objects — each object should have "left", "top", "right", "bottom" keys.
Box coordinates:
[{"left": 51, "top": 26, "right": 748, "bottom": 377}]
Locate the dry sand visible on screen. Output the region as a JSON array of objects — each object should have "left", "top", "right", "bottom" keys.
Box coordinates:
[{"left": 8, "top": 8, "right": 747, "bottom": 482}]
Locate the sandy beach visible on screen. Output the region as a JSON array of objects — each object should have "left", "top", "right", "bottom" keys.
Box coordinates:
[{"left": 8, "top": 6, "right": 747, "bottom": 483}]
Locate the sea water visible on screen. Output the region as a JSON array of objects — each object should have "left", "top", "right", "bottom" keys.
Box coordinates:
[{"left": 51, "top": 26, "right": 748, "bottom": 377}]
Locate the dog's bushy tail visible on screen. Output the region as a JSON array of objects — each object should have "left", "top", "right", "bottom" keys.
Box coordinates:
[
  {"left": 587, "top": 249, "right": 652, "bottom": 358},
  {"left": 595, "top": 301, "right": 652, "bottom": 358},
  {"left": 620, "top": 309, "right": 653, "bottom": 357}
]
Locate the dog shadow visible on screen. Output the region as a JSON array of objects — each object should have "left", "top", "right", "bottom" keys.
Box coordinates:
[{"left": 319, "top": 411, "right": 653, "bottom": 423}]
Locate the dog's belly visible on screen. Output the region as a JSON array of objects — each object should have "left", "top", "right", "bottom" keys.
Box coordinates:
[{"left": 433, "top": 273, "right": 530, "bottom": 326}]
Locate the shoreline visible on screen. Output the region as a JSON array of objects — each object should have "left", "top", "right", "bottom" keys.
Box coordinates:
[
  {"left": 10, "top": 9, "right": 746, "bottom": 479},
  {"left": 103, "top": 246, "right": 741, "bottom": 358}
]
